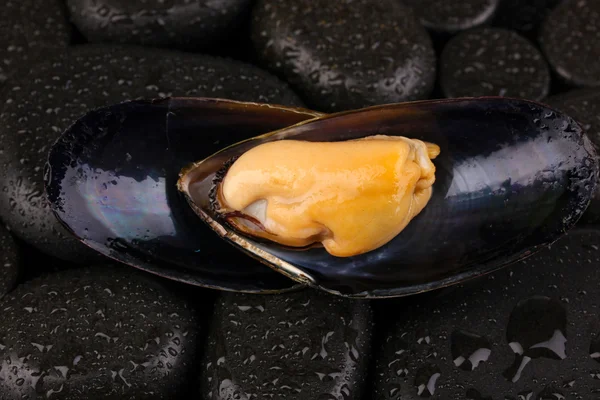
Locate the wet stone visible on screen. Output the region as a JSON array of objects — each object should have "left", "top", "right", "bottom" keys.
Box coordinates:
[
  {"left": 0, "top": 44, "right": 302, "bottom": 263},
  {"left": 0, "top": 0, "right": 70, "bottom": 88},
  {"left": 440, "top": 27, "right": 550, "bottom": 100},
  {"left": 66, "top": 0, "right": 253, "bottom": 51},
  {"left": 200, "top": 289, "right": 373, "bottom": 399},
  {"left": 492, "top": 0, "right": 562, "bottom": 40},
  {"left": 15, "top": 235, "right": 83, "bottom": 283},
  {"left": 540, "top": 0, "right": 600, "bottom": 87},
  {"left": 466, "top": 388, "right": 493, "bottom": 399},
  {"left": 372, "top": 228, "right": 600, "bottom": 399},
  {"left": 402, "top": 0, "right": 499, "bottom": 34},
  {"left": 0, "top": 265, "right": 203, "bottom": 399},
  {"left": 251, "top": 0, "right": 436, "bottom": 112},
  {"left": 0, "top": 224, "right": 19, "bottom": 299},
  {"left": 545, "top": 89, "right": 600, "bottom": 223}
]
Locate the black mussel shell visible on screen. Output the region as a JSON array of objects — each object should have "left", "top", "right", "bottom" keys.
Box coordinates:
[
  {"left": 44, "top": 97, "right": 323, "bottom": 293},
  {"left": 178, "top": 97, "right": 599, "bottom": 298}
]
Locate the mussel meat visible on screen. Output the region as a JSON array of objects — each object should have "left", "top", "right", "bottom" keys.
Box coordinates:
[{"left": 206, "top": 135, "right": 440, "bottom": 257}]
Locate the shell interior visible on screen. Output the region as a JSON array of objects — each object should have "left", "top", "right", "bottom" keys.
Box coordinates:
[{"left": 45, "top": 96, "right": 323, "bottom": 293}]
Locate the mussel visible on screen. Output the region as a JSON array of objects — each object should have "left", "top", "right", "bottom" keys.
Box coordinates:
[{"left": 45, "top": 96, "right": 598, "bottom": 298}]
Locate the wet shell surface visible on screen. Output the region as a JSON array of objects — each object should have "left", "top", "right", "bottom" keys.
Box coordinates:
[
  {"left": 44, "top": 97, "right": 322, "bottom": 294},
  {"left": 45, "top": 96, "right": 598, "bottom": 298},
  {"left": 177, "top": 97, "right": 598, "bottom": 298}
]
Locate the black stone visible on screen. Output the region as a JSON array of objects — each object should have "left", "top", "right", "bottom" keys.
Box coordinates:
[
  {"left": 492, "top": 0, "right": 562, "bottom": 40},
  {"left": 14, "top": 234, "right": 82, "bottom": 283},
  {"left": 440, "top": 27, "right": 550, "bottom": 100},
  {"left": 0, "top": 265, "right": 205, "bottom": 399},
  {"left": 546, "top": 89, "right": 600, "bottom": 223},
  {"left": 540, "top": 0, "right": 600, "bottom": 88},
  {"left": 0, "top": 224, "right": 19, "bottom": 299},
  {"left": 0, "top": 0, "right": 70, "bottom": 88},
  {"left": 372, "top": 228, "right": 600, "bottom": 399},
  {"left": 200, "top": 289, "right": 373, "bottom": 399},
  {"left": 66, "top": 0, "right": 252, "bottom": 51},
  {"left": 0, "top": 44, "right": 302, "bottom": 264},
  {"left": 251, "top": 0, "right": 436, "bottom": 112},
  {"left": 402, "top": 0, "right": 499, "bottom": 34}
]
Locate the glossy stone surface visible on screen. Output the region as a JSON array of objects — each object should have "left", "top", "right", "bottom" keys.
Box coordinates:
[
  {"left": 0, "top": 224, "right": 19, "bottom": 299},
  {"left": 372, "top": 228, "right": 600, "bottom": 399},
  {"left": 546, "top": 89, "right": 600, "bottom": 223},
  {"left": 66, "top": 0, "right": 252, "bottom": 51},
  {"left": 0, "top": 265, "right": 203, "bottom": 399},
  {"left": 540, "top": 0, "right": 600, "bottom": 87},
  {"left": 0, "top": 0, "right": 70, "bottom": 88},
  {"left": 492, "top": 0, "right": 562, "bottom": 39},
  {"left": 183, "top": 97, "right": 597, "bottom": 298},
  {"left": 0, "top": 44, "right": 302, "bottom": 263},
  {"left": 440, "top": 28, "right": 550, "bottom": 100},
  {"left": 402, "top": 0, "right": 499, "bottom": 34},
  {"left": 200, "top": 289, "right": 373, "bottom": 399},
  {"left": 251, "top": 0, "right": 436, "bottom": 112}
]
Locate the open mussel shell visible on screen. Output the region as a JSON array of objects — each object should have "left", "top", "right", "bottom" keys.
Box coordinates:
[
  {"left": 44, "top": 97, "right": 323, "bottom": 293},
  {"left": 178, "top": 97, "right": 599, "bottom": 298}
]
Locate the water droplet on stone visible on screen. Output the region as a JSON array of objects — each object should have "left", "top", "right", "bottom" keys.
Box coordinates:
[
  {"left": 589, "top": 332, "right": 600, "bottom": 362},
  {"left": 537, "top": 386, "right": 565, "bottom": 400},
  {"left": 414, "top": 364, "right": 441, "bottom": 397},
  {"left": 451, "top": 330, "right": 492, "bottom": 371},
  {"left": 517, "top": 389, "right": 533, "bottom": 400},
  {"left": 503, "top": 296, "right": 567, "bottom": 383}
]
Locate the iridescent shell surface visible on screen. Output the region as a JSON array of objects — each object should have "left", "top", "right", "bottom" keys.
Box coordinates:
[{"left": 45, "top": 97, "right": 322, "bottom": 293}]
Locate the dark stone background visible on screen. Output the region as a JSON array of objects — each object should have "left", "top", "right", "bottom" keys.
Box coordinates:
[{"left": 1, "top": 0, "right": 599, "bottom": 399}]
